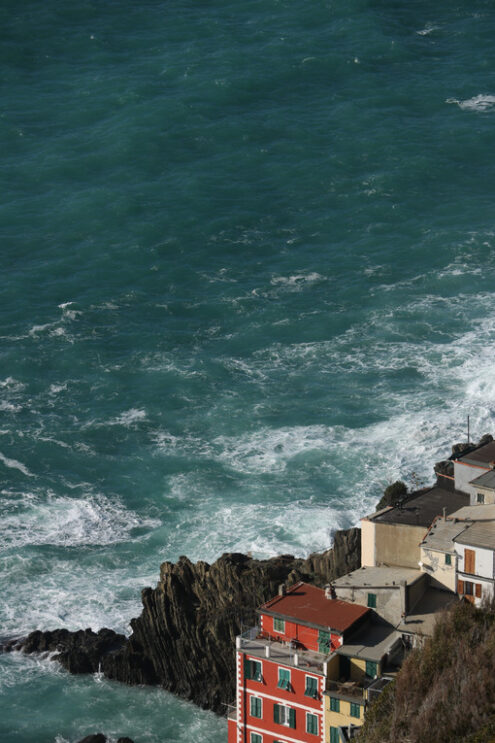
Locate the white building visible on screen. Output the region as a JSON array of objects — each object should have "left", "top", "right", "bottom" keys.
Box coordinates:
[
  {"left": 453, "top": 441, "right": 495, "bottom": 501},
  {"left": 454, "top": 521, "right": 495, "bottom": 606}
]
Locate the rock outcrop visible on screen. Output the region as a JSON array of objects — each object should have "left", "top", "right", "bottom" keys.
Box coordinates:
[{"left": 3, "top": 528, "right": 360, "bottom": 714}]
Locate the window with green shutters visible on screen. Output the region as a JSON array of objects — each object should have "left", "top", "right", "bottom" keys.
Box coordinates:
[
  {"left": 445, "top": 553, "right": 452, "bottom": 565},
  {"left": 329, "top": 696, "right": 340, "bottom": 712},
  {"left": 367, "top": 593, "right": 377, "bottom": 608},
  {"left": 273, "top": 617, "right": 285, "bottom": 633},
  {"left": 366, "top": 660, "right": 378, "bottom": 678},
  {"left": 274, "top": 704, "right": 296, "bottom": 728},
  {"left": 250, "top": 734, "right": 262, "bottom": 743},
  {"left": 350, "top": 702, "right": 361, "bottom": 718},
  {"left": 250, "top": 696, "right": 262, "bottom": 718},
  {"left": 244, "top": 658, "right": 262, "bottom": 682},
  {"left": 330, "top": 727, "right": 339, "bottom": 743},
  {"left": 318, "top": 629, "right": 331, "bottom": 654},
  {"left": 306, "top": 713, "right": 318, "bottom": 735},
  {"left": 305, "top": 675, "right": 318, "bottom": 698},
  {"left": 277, "top": 667, "right": 291, "bottom": 690}
]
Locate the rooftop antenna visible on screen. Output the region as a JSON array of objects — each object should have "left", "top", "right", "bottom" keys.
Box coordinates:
[{"left": 467, "top": 414, "right": 470, "bottom": 444}]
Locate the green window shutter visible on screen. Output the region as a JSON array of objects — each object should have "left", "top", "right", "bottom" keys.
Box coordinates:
[
  {"left": 244, "top": 657, "right": 252, "bottom": 680},
  {"left": 277, "top": 667, "right": 291, "bottom": 690},
  {"left": 445, "top": 553, "right": 452, "bottom": 565},
  {"left": 250, "top": 696, "right": 261, "bottom": 718},
  {"left": 330, "top": 697, "right": 340, "bottom": 712},
  {"left": 367, "top": 593, "right": 377, "bottom": 608},
  {"left": 273, "top": 617, "right": 285, "bottom": 633},
  {"left": 288, "top": 707, "right": 296, "bottom": 729},
  {"left": 366, "top": 661, "right": 378, "bottom": 678},
  {"left": 318, "top": 629, "right": 331, "bottom": 654},
  {"left": 305, "top": 676, "right": 318, "bottom": 697},
  {"left": 350, "top": 702, "right": 361, "bottom": 718},
  {"left": 330, "top": 727, "right": 339, "bottom": 743},
  {"left": 273, "top": 703, "right": 280, "bottom": 724},
  {"left": 306, "top": 713, "right": 318, "bottom": 735},
  {"left": 251, "top": 735, "right": 262, "bottom": 743}
]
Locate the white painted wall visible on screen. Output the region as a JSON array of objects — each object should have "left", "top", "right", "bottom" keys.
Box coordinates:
[
  {"left": 455, "top": 543, "right": 495, "bottom": 580},
  {"left": 454, "top": 461, "right": 489, "bottom": 497}
]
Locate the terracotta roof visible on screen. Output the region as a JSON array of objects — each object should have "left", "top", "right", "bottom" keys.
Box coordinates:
[{"left": 259, "top": 582, "right": 369, "bottom": 633}]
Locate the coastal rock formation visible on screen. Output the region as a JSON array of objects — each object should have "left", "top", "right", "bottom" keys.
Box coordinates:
[
  {"left": 76, "top": 736, "right": 134, "bottom": 743},
  {"left": 2, "top": 528, "right": 360, "bottom": 713}
]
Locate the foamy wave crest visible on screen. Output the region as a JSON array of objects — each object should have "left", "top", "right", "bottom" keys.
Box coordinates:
[
  {"left": 0, "top": 452, "right": 34, "bottom": 477},
  {"left": 213, "top": 426, "right": 332, "bottom": 474},
  {"left": 447, "top": 94, "right": 495, "bottom": 112},
  {"left": 111, "top": 408, "right": 147, "bottom": 426},
  {"left": 270, "top": 272, "right": 325, "bottom": 291},
  {"left": 0, "top": 490, "right": 160, "bottom": 549}
]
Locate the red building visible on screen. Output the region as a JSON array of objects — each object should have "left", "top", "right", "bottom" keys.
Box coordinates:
[{"left": 227, "top": 581, "right": 370, "bottom": 743}]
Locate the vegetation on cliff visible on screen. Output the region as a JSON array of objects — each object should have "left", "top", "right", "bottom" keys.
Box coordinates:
[{"left": 359, "top": 600, "right": 495, "bottom": 743}]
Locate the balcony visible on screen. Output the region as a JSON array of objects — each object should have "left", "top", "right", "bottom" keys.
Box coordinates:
[
  {"left": 326, "top": 678, "right": 368, "bottom": 701},
  {"left": 237, "top": 626, "right": 327, "bottom": 675}
]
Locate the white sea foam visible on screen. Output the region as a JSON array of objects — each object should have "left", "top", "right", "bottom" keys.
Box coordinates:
[
  {"left": 416, "top": 23, "right": 439, "bottom": 35},
  {"left": 111, "top": 408, "right": 147, "bottom": 426},
  {"left": 0, "top": 452, "right": 34, "bottom": 478},
  {"left": 270, "top": 272, "right": 325, "bottom": 289},
  {"left": 0, "top": 401, "right": 21, "bottom": 412},
  {"left": 447, "top": 94, "right": 495, "bottom": 111},
  {"left": 0, "top": 490, "right": 160, "bottom": 550}
]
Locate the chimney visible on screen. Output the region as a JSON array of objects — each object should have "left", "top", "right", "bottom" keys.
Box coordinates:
[{"left": 278, "top": 583, "right": 286, "bottom": 596}]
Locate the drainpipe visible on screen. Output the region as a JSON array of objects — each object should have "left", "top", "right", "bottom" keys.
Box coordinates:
[{"left": 400, "top": 579, "right": 407, "bottom": 619}]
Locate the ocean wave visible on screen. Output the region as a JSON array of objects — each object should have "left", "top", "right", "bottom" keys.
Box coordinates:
[
  {"left": 0, "top": 490, "right": 160, "bottom": 550},
  {"left": 447, "top": 94, "right": 495, "bottom": 112}
]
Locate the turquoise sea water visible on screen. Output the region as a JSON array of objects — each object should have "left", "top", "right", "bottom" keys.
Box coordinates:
[{"left": 2, "top": 1, "right": 495, "bottom": 741}]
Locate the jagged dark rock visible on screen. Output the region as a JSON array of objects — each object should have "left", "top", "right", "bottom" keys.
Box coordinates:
[
  {"left": 2, "top": 628, "right": 126, "bottom": 675},
  {"left": 434, "top": 460, "right": 454, "bottom": 478},
  {"left": 375, "top": 481, "right": 408, "bottom": 511},
  {"left": 2, "top": 529, "right": 360, "bottom": 714},
  {"left": 76, "top": 736, "right": 107, "bottom": 743}
]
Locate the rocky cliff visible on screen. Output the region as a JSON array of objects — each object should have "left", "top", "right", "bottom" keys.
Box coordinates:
[{"left": 3, "top": 528, "right": 361, "bottom": 714}]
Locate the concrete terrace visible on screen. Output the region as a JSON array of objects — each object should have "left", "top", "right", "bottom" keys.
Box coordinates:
[{"left": 237, "top": 627, "right": 327, "bottom": 675}]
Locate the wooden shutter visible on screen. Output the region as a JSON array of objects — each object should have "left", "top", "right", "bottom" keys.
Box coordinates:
[
  {"left": 288, "top": 707, "right": 296, "bottom": 729},
  {"left": 273, "top": 704, "right": 280, "bottom": 724},
  {"left": 457, "top": 579, "right": 464, "bottom": 594},
  {"left": 464, "top": 548, "right": 476, "bottom": 574},
  {"left": 475, "top": 583, "right": 482, "bottom": 598},
  {"left": 244, "top": 657, "right": 251, "bottom": 680}
]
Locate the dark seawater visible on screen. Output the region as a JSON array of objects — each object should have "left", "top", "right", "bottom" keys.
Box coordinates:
[{"left": 1, "top": 1, "right": 495, "bottom": 740}]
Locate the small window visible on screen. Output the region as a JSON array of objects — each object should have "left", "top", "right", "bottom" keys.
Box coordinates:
[
  {"left": 350, "top": 702, "right": 361, "bottom": 718},
  {"left": 250, "top": 696, "right": 262, "bottom": 719},
  {"left": 465, "top": 581, "right": 473, "bottom": 596},
  {"left": 244, "top": 658, "right": 262, "bottom": 682},
  {"left": 306, "top": 712, "right": 318, "bottom": 735},
  {"left": 477, "top": 492, "right": 485, "bottom": 504},
  {"left": 329, "top": 696, "right": 340, "bottom": 712},
  {"left": 273, "top": 617, "right": 285, "bottom": 633},
  {"left": 251, "top": 734, "right": 262, "bottom": 743},
  {"left": 274, "top": 704, "right": 295, "bottom": 728},
  {"left": 367, "top": 593, "right": 377, "bottom": 608},
  {"left": 366, "top": 660, "right": 378, "bottom": 678},
  {"left": 330, "top": 728, "right": 339, "bottom": 743},
  {"left": 305, "top": 675, "right": 318, "bottom": 698},
  {"left": 445, "top": 553, "right": 452, "bottom": 566},
  {"left": 277, "top": 667, "right": 291, "bottom": 690}
]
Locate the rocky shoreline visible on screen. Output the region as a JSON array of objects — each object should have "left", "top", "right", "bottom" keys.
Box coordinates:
[{"left": 2, "top": 528, "right": 360, "bottom": 714}]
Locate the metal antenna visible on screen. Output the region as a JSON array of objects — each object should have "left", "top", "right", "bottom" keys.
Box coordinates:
[{"left": 467, "top": 414, "right": 470, "bottom": 444}]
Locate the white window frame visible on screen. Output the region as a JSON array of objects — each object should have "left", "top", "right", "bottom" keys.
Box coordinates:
[
  {"left": 250, "top": 733, "right": 262, "bottom": 743},
  {"left": 277, "top": 666, "right": 291, "bottom": 690},
  {"left": 304, "top": 674, "right": 318, "bottom": 697},
  {"left": 250, "top": 694, "right": 263, "bottom": 719},
  {"left": 273, "top": 617, "right": 285, "bottom": 633},
  {"left": 306, "top": 711, "right": 319, "bottom": 735},
  {"left": 279, "top": 704, "right": 291, "bottom": 726}
]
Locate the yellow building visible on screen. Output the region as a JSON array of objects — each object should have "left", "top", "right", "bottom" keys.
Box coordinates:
[{"left": 323, "top": 623, "right": 400, "bottom": 742}]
